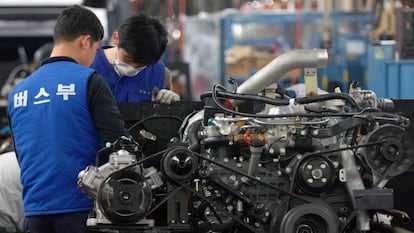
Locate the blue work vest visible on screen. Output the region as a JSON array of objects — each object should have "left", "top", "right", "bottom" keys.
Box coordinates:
[
  {"left": 91, "top": 46, "right": 165, "bottom": 103},
  {"left": 8, "top": 60, "right": 102, "bottom": 216}
]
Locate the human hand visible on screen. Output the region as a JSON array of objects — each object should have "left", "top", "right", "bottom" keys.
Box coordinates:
[{"left": 152, "top": 88, "right": 180, "bottom": 104}]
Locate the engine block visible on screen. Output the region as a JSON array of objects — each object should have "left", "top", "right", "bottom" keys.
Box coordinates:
[
  {"left": 77, "top": 49, "right": 414, "bottom": 233},
  {"left": 78, "top": 83, "right": 414, "bottom": 233}
]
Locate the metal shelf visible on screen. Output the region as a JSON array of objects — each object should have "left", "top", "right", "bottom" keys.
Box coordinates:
[
  {"left": 220, "top": 10, "right": 372, "bottom": 90},
  {"left": 183, "top": 10, "right": 372, "bottom": 96}
]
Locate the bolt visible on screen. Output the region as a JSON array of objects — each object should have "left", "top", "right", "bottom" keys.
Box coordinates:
[
  {"left": 300, "top": 130, "right": 307, "bottom": 136},
  {"left": 340, "top": 207, "right": 349, "bottom": 214},
  {"left": 388, "top": 145, "right": 397, "bottom": 155},
  {"left": 311, "top": 168, "right": 323, "bottom": 179}
]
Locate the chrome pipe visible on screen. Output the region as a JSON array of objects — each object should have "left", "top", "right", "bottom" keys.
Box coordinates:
[{"left": 236, "top": 49, "right": 329, "bottom": 96}]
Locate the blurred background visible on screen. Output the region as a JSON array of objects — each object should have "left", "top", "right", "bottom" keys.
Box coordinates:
[
  {"left": 0, "top": 0, "right": 413, "bottom": 113},
  {"left": 2, "top": 1, "right": 414, "bottom": 231}
]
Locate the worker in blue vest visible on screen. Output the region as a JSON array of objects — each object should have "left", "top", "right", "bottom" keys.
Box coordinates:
[
  {"left": 8, "top": 5, "right": 130, "bottom": 233},
  {"left": 90, "top": 13, "right": 180, "bottom": 104}
]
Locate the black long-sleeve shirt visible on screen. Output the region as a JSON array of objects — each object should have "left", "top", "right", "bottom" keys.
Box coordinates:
[
  {"left": 87, "top": 72, "right": 130, "bottom": 142},
  {"left": 46, "top": 57, "right": 130, "bottom": 143}
]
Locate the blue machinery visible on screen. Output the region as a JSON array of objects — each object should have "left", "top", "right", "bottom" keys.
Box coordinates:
[
  {"left": 183, "top": 10, "right": 372, "bottom": 95},
  {"left": 367, "top": 43, "right": 414, "bottom": 99},
  {"left": 366, "top": 6, "right": 414, "bottom": 99},
  {"left": 219, "top": 10, "right": 371, "bottom": 92},
  {"left": 184, "top": 9, "right": 414, "bottom": 99}
]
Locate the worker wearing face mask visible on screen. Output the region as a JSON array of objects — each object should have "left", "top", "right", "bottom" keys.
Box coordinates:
[{"left": 90, "top": 13, "right": 180, "bottom": 104}]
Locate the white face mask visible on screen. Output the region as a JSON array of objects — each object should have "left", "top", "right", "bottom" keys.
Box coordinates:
[{"left": 113, "top": 48, "right": 146, "bottom": 77}]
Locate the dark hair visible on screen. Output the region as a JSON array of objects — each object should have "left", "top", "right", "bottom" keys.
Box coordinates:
[
  {"left": 54, "top": 5, "right": 104, "bottom": 43},
  {"left": 117, "top": 13, "right": 168, "bottom": 65}
]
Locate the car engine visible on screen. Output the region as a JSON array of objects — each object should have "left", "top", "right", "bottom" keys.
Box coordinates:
[{"left": 78, "top": 49, "right": 414, "bottom": 233}]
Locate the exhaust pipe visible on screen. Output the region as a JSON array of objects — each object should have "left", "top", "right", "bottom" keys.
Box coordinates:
[{"left": 235, "top": 49, "right": 329, "bottom": 96}]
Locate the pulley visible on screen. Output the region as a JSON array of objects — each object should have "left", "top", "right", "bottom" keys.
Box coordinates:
[
  {"left": 162, "top": 147, "right": 197, "bottom": 182},
  {"left": 362, "top": 124, "right": 414, "bottom": 177},
  {"left": 296, "top": 155, "right": 335, "bottom": 195},
  {"left": 279, "top": 203, "right": 339, "bottom": 233},
  {"left": 97, "top": 170, "right": 152, "bottom": 224}
]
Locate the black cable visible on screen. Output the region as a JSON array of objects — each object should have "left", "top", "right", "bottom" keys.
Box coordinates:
[
  {"left": 295, "top": 93, "right": 361, "bottom": 109},
  {"left": 211, "top": 84, "right": 364, "bottom": 119},
  {"left": 212, "top": 89, "right": 360, "bottom": 109},
  {"left": 187, "top": 119, "right": 204, "bottom": 152},
  {"left": 213, "top": 83, "right": 362, "bottom": 109},
  {"left": 212, "top": 91, "right": 290, "bottom": 106},
  {"left": 128, "top": 115, "right": 184, "bottom": 132}
]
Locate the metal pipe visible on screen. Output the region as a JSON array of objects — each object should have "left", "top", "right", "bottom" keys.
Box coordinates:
[
  {"left": 235, "top": 49, "right": 328, "bottom": 97},
  {"left": 247, "top": 140, "right": 264, "bottom": 179}
]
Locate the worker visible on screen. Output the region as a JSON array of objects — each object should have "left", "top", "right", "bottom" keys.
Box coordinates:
[
  {"left": 90, "top": 13, "right": 180, "bottom": 104},
  {"left": 7, "top": 5, "right": 130, "bottom": 233},
  {"left": 0, "top": 151, "right": 24, "bottom": 233}
]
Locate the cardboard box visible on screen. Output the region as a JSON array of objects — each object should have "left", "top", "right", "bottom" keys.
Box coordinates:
[
  {"left": 255, "top": 55, "right": 276, "bottom": 70},
  {"left": 225, "top": 57, "right": 253, "bottom": 77},
  {"left": 225, "top": 45, "right": 255, "bottom": 77},
  {"left": 225, "top": 45, "right": 255, "bottom": 64},
  {"left": 224, "top": 46, "right": 303, "bottom": 79}
]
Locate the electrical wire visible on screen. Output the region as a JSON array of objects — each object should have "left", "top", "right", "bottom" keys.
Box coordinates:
[{"left": 211, "top": 84, "right": 365, "bottom": 119}]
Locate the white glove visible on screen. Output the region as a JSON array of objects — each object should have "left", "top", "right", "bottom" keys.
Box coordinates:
[{"left": 153, "top": 88, "right": 180, "bottom": 104}]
